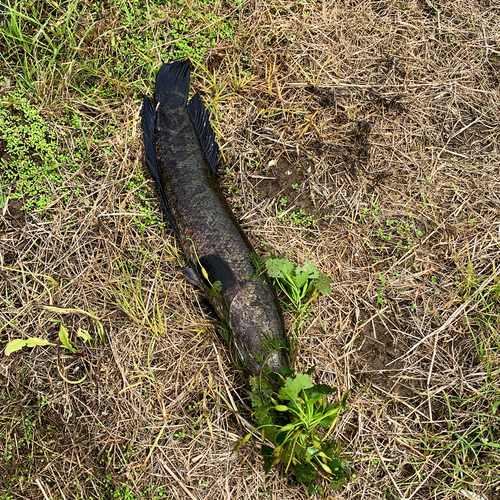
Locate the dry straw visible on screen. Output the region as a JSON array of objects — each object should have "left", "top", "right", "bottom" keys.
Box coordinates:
[{"left": 1, "top": 0, "right": 499, "bottom": 498}]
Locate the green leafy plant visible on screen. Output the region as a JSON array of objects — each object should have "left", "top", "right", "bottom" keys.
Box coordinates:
[
  {"left": 58, "top": 324, "right": 92, "bottom": 353},
  {"left": 238, "top": 369, "right": 350, "bottom": 493},
  {"left": 265, "top": 256, "right": 332, "bottom": 337},
  {"left": 237, "top": 257, "right": 348, "bottom": 492},
  {"left": 4, "top": 306, "right": 101, "bottom": 384},
  {"left": 5, "top": 337, "right": 55, "bottom": 356},
  {"left": 5, "top": 322, "right": 92, "bottom": 357}
]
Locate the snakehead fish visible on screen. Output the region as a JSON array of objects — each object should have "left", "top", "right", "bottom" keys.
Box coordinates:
[{"left": 142, "top": 60, "right": 289, "bottom": 375}]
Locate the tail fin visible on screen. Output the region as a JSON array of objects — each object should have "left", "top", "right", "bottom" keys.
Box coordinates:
[{"left": 154, "top": 60, "right": 191, "bottom": 108}]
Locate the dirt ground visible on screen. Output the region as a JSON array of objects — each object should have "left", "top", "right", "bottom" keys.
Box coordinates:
[{"left": 1, "top": 0, "right": 499, "bottom": 499}]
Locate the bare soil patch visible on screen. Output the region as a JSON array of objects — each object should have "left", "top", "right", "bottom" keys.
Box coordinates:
[
  {"left": 353, "top": 310, "right": 418, "bottom": 398},
  {"left": 253, "top": 154, "right": 316, "bottom": 212},
  {"left": 1, "top": 199, "right": 25, "bottom": 229}
]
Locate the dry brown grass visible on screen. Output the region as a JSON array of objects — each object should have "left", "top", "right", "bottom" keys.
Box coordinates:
[{"left": 1, "top": 0, "right": 500, "bottom": 498}]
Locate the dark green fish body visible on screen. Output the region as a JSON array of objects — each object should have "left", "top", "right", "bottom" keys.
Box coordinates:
[{"left": 142, "top": 61, "right": 289, "bottom": 375}]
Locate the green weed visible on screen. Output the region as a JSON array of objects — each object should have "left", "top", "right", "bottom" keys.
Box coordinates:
[
  {"left": 123, "top": 170, "right": 166, "bottom": 234},
  {"left": 403, "top": 384, "right": 500, "bottom": 495},
  {"left": 0, "top": 180, "right": 6, "bottom": 208},
  {"left": 265, "top": 256, "right": 332, "bottom": 338},
  {"left": 108, "top": 257, "right": 169, "bottom": 342},
  {"left": 238, "top": 369, "right": 350, "bottom": 494},
  {"left": 238, "top": 257, "right": 349, "bottom": 493},
  {"left": 288, "top": 209, "right": 316, "bottom": 228},
  {"left": 168, "top": 8, "right": 236, "bottom": 62},
  {"left": 4, "top": 305, "right": 103, "bottom": 384},
  {"left": 376, "top": 273, "right": 386, "bottom": 309},
  {"left": 393, "top": 263, "right": 500, "bottom": 497}
]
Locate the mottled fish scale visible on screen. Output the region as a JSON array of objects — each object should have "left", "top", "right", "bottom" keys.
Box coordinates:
[{"left": 142, "top": 60, "right": 289, "bottom": 375}]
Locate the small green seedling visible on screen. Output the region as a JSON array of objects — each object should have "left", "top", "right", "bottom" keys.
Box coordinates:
[
  {"left": 5, "top": 323, "right": 92, "bottom": 357},
  {"left": 58, "top": 324, "right": 92, "bottom": 353},
  {"left": 5, "top": 323, "right": 93, "bottom": 385},
  {"left": 238, "top": 369, "right": 350, "bottom": 493},
  {"left": 0, "top": 180, "right": 6, "bottom": 209},
  {"left": 5, "top": 337, "right": 55, "bottom": 356},
  {"left": 4, "top": 306, "right": 102, "bottom": 384}
]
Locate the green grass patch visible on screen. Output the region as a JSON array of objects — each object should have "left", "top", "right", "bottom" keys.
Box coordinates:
[
  {"left": 0, "top": 92, "right": 76, "bottom": 210},
  {"left": 403, "top": 383, "right": 500, "bottom": 495},
  {"left": 460, "top": 262, "right": 500, "bottom": 370},
  {"left": 0, "top": 0, "right": 239, "bottom": 102},
  {"left": 0, "top": 0, "right": 239, "bottom": 223}
]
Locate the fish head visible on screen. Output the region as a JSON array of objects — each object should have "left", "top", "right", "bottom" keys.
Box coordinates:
[{"left": 229, "top": 281, "right": 288, "bottom": 376}]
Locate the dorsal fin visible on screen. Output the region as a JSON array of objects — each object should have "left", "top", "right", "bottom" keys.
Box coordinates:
[
  {"left": 187, "top": 93, "right": 220, "bottom": 174},
  {"left": 141, "top": 94, "right": 180, "bottom": 238},
  {"left": 142, "top": 95, "right": 157, "bottom": 177}
]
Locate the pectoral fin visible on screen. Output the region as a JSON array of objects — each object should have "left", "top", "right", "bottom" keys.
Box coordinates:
[
  {"left": 182, "top": 266, "right": 203, "bottom": 288},
  {"left": 199, "top": 254, "right": 238, "bottom": 291}
]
